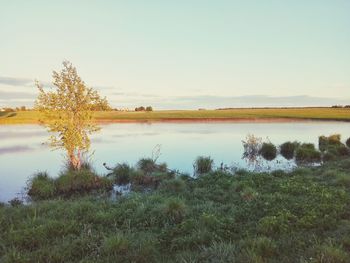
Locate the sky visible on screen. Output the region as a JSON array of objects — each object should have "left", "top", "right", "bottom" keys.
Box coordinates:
[{"left": 0, "top": 0, "right": 349, "bottom": 109}]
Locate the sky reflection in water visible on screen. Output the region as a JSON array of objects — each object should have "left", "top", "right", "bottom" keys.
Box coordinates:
[{"left": 1, "top": 121, "right": 350, "bottom": 202}]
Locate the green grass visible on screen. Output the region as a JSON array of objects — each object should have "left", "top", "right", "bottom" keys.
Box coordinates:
[
  {"left": 28, "top": 168, "right": 113, "bottom": 200},
  {"left": 1, "top": 107, "right": 350, "bottom": 124},
  {"left": 2, "top": 158, "right": 350, "bottom": 262}
]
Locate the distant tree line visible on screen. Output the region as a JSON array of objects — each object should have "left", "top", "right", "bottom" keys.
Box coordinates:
[
  {"left": 1, "top": 102, "right": 112, "bottom": 112},
  {"left": 331, "top": 105, "right": 350, "bottom": 108},
  {"left": 135, "top": 106, "right": 153, "bottom": 112},
  {"left": 1, "top": 106, "right": 28, "bottom": 112}
]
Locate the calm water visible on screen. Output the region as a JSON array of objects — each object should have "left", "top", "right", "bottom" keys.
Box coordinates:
[{"left": 1, "top": 121, "right": 349, "bottom": 202}]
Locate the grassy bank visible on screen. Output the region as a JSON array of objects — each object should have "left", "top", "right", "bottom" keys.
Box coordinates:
[
  {"left": 1, "top": 107, "right": 350, "bottom": 124},
  {"left": 1, "top": 158, "right": 350, "bottom": 262}
]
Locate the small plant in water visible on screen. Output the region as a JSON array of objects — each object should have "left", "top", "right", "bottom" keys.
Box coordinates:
[
  {"left": 110, "top": 163, "right": 133, "bottom": 185},
  {"left": 193, "top": 156, "right": 214, "bottom": 175},
  {"left": 8, "top": 197, "right": 23, "bottom": 207},
  {"left": 242, "top": 134, "right": 263, "bottom": 162},
  {"left": 27, "top": 171, "right": 56, "bottom": 200},
  {"left": 295, "top": 143, "right": 321, "bottom": 163},
  {"left": 259, "top": 142, "right": 277, "bottom": 161},
  {"left": 319, "top": 134, "right": 342, "bottom": 152},
  {"left": 346, "top": 137, "right": 350, "bottom": 148},
  {"left": 280, "top": 141, "right": 299, "bottom": 160}
]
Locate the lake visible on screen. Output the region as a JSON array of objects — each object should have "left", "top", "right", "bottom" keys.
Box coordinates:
[{"left": 1, "top": 121, "right": 349, "bottom": 202}]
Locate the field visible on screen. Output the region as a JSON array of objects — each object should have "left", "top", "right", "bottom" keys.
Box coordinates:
[{"left": 0, "top": 108, "right": 350, "bottom": 124}]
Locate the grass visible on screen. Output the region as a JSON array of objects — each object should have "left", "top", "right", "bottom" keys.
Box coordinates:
[
  {"left": 295, "top": 143, "right": 322, "bottom": 163},
  {"left": 27, "top": 167, "right": 113, "bottom": 200},
  {"left": 259, "top": 142, "right": 277, "bottom": 161},
  {"left": 1, "top": 107, "right": 350, "bottom": 124},
  {"left": 279, "top": 141, "right": 300, "bottom": 160},
  {"left": 193, "top": 156, "right": 214, "bottom": 175},
  {"left": 106, "top": 159, "right": 174, "bottom": 191},
  {"left": 2, "top": 157, "right": 350, "bottom": 262}
]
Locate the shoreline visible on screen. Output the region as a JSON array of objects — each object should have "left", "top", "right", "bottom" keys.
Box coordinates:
[
  {"left": 1, "top": 108, "right": 350, "bottom": 125},
  {"left": 1, "top": 117, "right": 350, "bottom": 125},
  {"left": 95, "top": 117, "right": 350, "bottom": 124}
]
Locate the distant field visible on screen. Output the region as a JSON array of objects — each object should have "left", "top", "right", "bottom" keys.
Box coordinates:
[{"left": 0, "top": 108, "right": 349, "bottom": 124}]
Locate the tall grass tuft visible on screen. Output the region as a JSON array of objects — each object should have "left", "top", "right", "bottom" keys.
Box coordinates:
[
  {"left": 295, "top": 143, "right": 321, "bottom": 163},
  {"left": 137, "top": 158, "right": 167, "bottom": 175},
  {"left": 346, "top": 137, "right": 350, "bottom": 148},
  {"left": 319, "top": 134, "right": 342, "bottom": 152},
  {"left": 280, "top": 141, "right": 299, "bottom": 160},
  {"left": 27, "top": 168, "right": 112, "bottom": 200},
  {"left": 259, "top": 142, "right": 277, "bottom": 161},
  {"left": 194, "top": 156, "right": 214, "bottom": 175},
  {"left": 111, "top": 163, "right": 133, "bottom": 185},
  {"left": 27, "top": 172, "right": 56, "bottom": 200},
  {"left": 56, "top": 168, "right": 112, "bottom": 196},
  {"left": 163, "top": 198, "right": 187, "bottom": 223}
]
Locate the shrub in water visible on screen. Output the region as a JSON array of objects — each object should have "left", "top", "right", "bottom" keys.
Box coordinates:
[
  {"left": 111, "top": 163, "right": 133, "bottom": 185},
  {"left": 319, "top": 134, "right": 342, "bottom": 152},
  {"left": 346, "top": 137, "right": 350, "bottom": 148},
  {"left": 259, "top": 142, "right": 277, "bottom": 161},
  {"left": 328, "top": 144, "right": 349, "bottom": 157},
  {"left": 328, "top": 134, "right": 342, "bottom": 145},
  {"left": 137, "top": 158, "right": 167, "bottom": 175},
  {"left": 319, "top": 136, "right": 328, "bottom": 152},
  {"left": 280, "top": 141, "right": 299, "bottom": 160},
  {"left": 194, "top": 156, "right": 214, "bottom": 175},
  {"left": 242, "top": 134, "right": 263, "bottom": 163},
  {"left": 8, "top": 198, "right": 23, "bottom": 207},
  {"left": 27, "top": 172, "right": 56, "bottom": 200},
  {"left": 137, "top": 158, "right": 157, "bottom": 174},
  {"left": 295, "top": 143, "right": 321, "bottom": 163}
]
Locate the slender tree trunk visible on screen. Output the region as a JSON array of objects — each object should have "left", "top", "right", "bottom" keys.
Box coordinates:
[
  {"left": 69, "top": 151, "right": 81, "bottom": 170},
  {"left": 77, "top": 149, "right": 82, "bottom": 170}
]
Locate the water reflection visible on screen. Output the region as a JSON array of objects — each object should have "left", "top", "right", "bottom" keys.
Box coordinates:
[
  {"left": 0, "top": 145, "right": 35, "bottom": 155},
  {"left": 1, "top": 121, "right": 350, "bottom": 202}
]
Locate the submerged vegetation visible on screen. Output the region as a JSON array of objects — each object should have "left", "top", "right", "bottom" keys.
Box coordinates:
[
  {"left": 279, "top": 141, "right": 299, "bottom": 160},
  {"left": 295, "top": 143, "right": 322, "bottom": 163},
  {"left": 193, "top": 156, "right": 214, "bottom": 175},
  {"left": 241, "top": 133, "right": 349, "bottom": 165},
  {"left": 259, "top": 142, "right": 277, "bottom": 161}
]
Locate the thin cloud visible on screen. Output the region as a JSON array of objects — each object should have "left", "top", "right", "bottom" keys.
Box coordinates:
[
  {"left": 169, "top": 95, "right": 350, "bottom": 107},
  {"left": 109, "top": 95, "right": 350, "bottom": 110},
  {"left": 0, "top": 76, "right": 33, "bottom": 86},
  {"left": 111, "top": 91, "right": 160, "bottom": 98},
  {"left": 0, "top": 76, "right": 54, "bottom": 88},
  {"left": 0, "top": 91, "right": 36, "bottom": 100}
]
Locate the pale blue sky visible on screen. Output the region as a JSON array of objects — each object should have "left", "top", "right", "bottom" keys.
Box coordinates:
[{"left": 0, "top": 0, "right": 349, "bottom": 109}]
